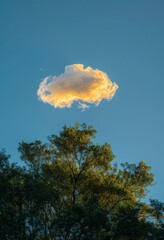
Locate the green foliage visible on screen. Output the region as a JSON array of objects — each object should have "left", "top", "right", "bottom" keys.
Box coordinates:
[{"left": 0, "top": 123, "right": 163, "bottom": 239}]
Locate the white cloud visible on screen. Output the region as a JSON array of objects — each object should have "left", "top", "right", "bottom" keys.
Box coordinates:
[{"left": 37, "top": 64, "right": 118, "bottom": 110}]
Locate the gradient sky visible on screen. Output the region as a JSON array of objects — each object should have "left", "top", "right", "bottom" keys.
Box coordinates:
[{"left": 1, "top": 0, "right": 164, "bottom": 202}]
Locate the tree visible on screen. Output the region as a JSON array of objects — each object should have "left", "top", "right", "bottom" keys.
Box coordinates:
[{"left": 0, "top": 123, "right": 164, "bottom": 239}]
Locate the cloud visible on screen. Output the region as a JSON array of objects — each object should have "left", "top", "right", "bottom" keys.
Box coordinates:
[{"left": 37, "top": 64, "right": 118, "bottom": 110}]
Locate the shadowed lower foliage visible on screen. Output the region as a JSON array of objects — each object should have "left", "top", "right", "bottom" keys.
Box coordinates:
[{"left": 0, "top": 123, "right": 164, "bottom": 239}]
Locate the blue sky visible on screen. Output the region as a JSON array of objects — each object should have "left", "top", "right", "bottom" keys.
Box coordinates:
[{"left": 0, "top": 0, "right": 164, "bottom": 201}]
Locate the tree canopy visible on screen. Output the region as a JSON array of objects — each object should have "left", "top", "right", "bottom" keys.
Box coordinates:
[{"left": 0, "top": 123, "right": 164, "bottom": 239}]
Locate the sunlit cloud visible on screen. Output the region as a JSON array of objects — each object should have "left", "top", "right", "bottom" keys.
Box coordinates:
[{"left": 37, "top": 64, "right": 118, "bottom": 110}]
